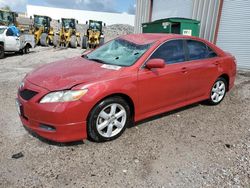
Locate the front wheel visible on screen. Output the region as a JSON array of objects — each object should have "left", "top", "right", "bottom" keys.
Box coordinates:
[
  {"left": 40, "top": 33, "right": 49, "bottom": 46},
  {"left": 87, "top": 97, "right": 131, "bottom": 142},
  {"left": 208, "top": 77, "right": 227, "bottom": 105},
  {"left": 70, "top": 35, "right": 77, "bottom": 48}
]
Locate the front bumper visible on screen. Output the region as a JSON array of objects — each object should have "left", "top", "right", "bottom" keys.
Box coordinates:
[{"left": 17, "top": 80, "right": 88, "bottom": 142}]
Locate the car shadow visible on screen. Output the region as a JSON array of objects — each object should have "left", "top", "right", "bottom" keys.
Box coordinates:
[
  {"left": 4, "top": 51, "right": 36, "bottom": 58},
  {"left": 134, "top": 102, "right": 200, "bottom": 127},
  {"left": 24, "top": 102, "right": 204, "bottom": 146}
]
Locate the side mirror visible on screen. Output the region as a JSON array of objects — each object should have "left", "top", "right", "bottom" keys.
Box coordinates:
[
  {"left": 145, "top": 59, "right": 165, "bottom": 69},
  {"left": 76, "top": 20, "right": 78, "bottom": 24},
  {"left": 103, "top": 23, "right": 106, "bottom": 27},
  {"left": 86, "top": 21, "right": 88, "bottom": 24},
  {"left": 58, "top": 19, "right": 60, "bottom": 23},
  {"left": 30, "top": 16, "right": 32, "bottom": 20}
]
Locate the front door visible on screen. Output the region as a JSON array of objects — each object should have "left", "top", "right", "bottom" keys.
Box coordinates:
[{"left": 137, "top": 39, "right": 189, "bottom": 115}]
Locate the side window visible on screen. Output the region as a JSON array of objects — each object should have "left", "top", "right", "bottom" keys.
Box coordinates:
[
  {"left": 207, "top": 46, "right": 217, "bottom": 58},
  {"left": 187, "top": 40, "right": 217, "bottom": 60},
  {"left": 150, "top": 40, "right": 185, "bottom": 64},
  {"left": 6, "top": 28, "right": 14, "bottom": 36}
]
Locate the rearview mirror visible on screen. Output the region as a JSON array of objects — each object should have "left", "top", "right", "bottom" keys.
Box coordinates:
[{"left": 145, "top": 59, "right": 165, "bottom": 69}]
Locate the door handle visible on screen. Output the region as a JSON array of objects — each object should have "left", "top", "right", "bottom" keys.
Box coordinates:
[
  {"left": 213, "top": 61, "right": 219, "bottom": 65},
  {"left": 181, "top": 67, "right": 187, "bottom": 73}
]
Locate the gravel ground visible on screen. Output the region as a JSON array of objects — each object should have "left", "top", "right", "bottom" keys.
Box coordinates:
[{"left": 0, "top": 47, "right": 249, "bottom": 188}]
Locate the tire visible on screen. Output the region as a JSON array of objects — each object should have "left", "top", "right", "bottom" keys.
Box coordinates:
[
  {"left": 99, "top": 38, "right": 104, "bottom": 46},
  {"left": 81, "top": 36, "right": 88, "bottom": 49},
  {"left": 40, "top": 33, "right": 49, "bottom": 46},
  {"left": 87, "top": 97, "right": 132, "bottom": 142},
  {"left": 70, "top": 35, "right": 77, "bottom": 48},
  {"left": 24, "top": 45, "right": 30, "bottom": 54},
  {"left": 207, "top": 77, "right": 227, "bottom": 105},
  {"left": 53, "top": 35, "right": 59, "bottom": 47},
  {"left": 0, "top": 45, "right": 4, "bottom": 59},
  {"left": 77, "top": 37, "right": 81, "bottom": 47}
]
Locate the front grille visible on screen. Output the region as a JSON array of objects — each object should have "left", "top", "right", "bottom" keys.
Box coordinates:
[{"left": 19, "top": 89, "right": 38, "bottom": 101}]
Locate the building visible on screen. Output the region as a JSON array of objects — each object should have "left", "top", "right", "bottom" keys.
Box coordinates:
[
  {"left": 134, "top": 0, "right": 250, "bottom": 69},
  {"left": 26, "top": 5, "right": 135, "bottom": 26}
]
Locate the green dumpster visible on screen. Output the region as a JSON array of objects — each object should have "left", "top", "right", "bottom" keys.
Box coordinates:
[{"left": 142, "top": 17, "right": 200, "bottom": 37}]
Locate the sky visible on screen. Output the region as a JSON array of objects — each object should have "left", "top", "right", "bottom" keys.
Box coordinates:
[{"left": 0, "top": 0, "right": 136, "bottom": 14}]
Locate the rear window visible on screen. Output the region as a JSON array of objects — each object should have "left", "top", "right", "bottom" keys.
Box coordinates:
[{"left": 187, "top": 40, "right": 217, "bottom": 60}]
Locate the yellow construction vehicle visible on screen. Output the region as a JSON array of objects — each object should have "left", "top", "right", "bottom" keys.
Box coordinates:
[
  {"left": 53, "top": 18, "right": 80, "bottom": 48},
  {"left": 82, "top": 20, "right": 105, "bottom": 49},
  {"left": 0, "top": 9, "right": 30, "bottom": 33},
  {"left": 0, "top": 9, "right": 18, "bottom": 26},
  {"left": 30, "top": 15, "right": 54, "bottom": 46}
]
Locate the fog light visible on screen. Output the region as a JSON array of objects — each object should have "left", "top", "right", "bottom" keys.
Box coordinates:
[{"left": 39, "top": 124, "right": 56, "bottom": 131}]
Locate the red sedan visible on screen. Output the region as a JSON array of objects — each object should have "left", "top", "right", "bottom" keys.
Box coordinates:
[{"left": 16, "top": 34, "right": 236, "bottom": 142}]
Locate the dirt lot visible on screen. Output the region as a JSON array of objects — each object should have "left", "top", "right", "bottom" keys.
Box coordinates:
[{"left": 0, "top": 47, "right": 249, "bottom": 188}]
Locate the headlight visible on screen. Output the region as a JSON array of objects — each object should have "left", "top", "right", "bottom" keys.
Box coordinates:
[{"left": 40, "top": 89, "right": 88, "bottom": 103}]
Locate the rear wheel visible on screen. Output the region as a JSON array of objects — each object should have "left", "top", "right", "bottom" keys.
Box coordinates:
[
  {"left": 81, "top": 36, "right": 88, "bottom": 49},
  {"left": 208, "top": 77, "right": 227, "bottom": 105},
  {"left": 40, "top": 33, "right": 49, "bottom": 46},
  {"left": 24, "top": 45, "right": 30, "bottom": 54},
  {"left": 70, "top": 35, "right": 77, "bottom": 48},
  {"left": 0, "top": 45, "right": 4, "bottom": 59},
  {"left": 87, "top": 97, "right": 131, "bottom": 142}
]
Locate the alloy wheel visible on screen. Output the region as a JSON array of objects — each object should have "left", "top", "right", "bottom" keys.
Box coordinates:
[
  {"left": 96, "top": 103, "right": 127, "bottom": 138},
  {"left": 211, "top": 80, "right": 226, "bottom": 103}
]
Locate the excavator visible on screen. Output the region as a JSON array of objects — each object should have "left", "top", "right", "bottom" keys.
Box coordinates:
[{"left": 53, "top": 18, "right": 80, "bottom": 48}]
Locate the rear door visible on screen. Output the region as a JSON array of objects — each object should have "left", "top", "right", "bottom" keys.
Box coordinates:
[
  {"left": 138, "top": 39, "right": 189, "bottom": 114},
  {"left": 184, "top": 39, "right": 220, "bottom": 100}
]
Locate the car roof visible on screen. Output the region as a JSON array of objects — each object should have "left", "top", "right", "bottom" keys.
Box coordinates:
[{"left": 119, "top": 33, "right": 202, "bottom": 45}]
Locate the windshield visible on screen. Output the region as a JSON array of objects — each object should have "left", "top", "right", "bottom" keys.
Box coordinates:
[
  {"left": 85, "top": 38, "right": 152, "bottom": 67},
  {"left": 62, "top": 19, "right": 75, "bottom": 29},
  {"left": 0, "top": 28, "right": 6, "bottom": 34},
  {"left": 34, "top": 16, "right": 46, "bottom": 26},
  {"left": 0, "top": 11, "right": 14, "bottom": 24},
  {"left": 89, "top": 22, "right": 101, "bottom": 30}
]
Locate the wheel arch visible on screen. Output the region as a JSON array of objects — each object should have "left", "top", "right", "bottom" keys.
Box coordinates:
[
  {"left": 87, "top": 93, "right": 135, "bottom": 122},
  {"left": 0, "top": 41, "right": 4, "bottom": 47},
  {"left": 218, "top": 73, "right": 230, "bottom": 91},
  {"left": 25, "top": 43, "right": 32, "bottom": 49}
]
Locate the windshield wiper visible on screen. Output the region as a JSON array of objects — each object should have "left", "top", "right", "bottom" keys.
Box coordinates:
[{"left": 87, "top": 58, "right": 108, "bottom": 64}]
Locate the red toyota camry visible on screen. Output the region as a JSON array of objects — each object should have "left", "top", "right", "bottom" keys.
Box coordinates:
[{"left": 16, "top": 34, "right": 236, "bottom": 142}]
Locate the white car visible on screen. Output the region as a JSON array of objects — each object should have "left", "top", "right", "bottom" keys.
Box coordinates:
[{"left": 0, "top": 26, "right": 35, "bottom": 59}]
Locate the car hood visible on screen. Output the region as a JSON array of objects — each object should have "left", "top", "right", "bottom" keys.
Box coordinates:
[{"left": 26, "top": 56, "right": 123, "bottom": 91}]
